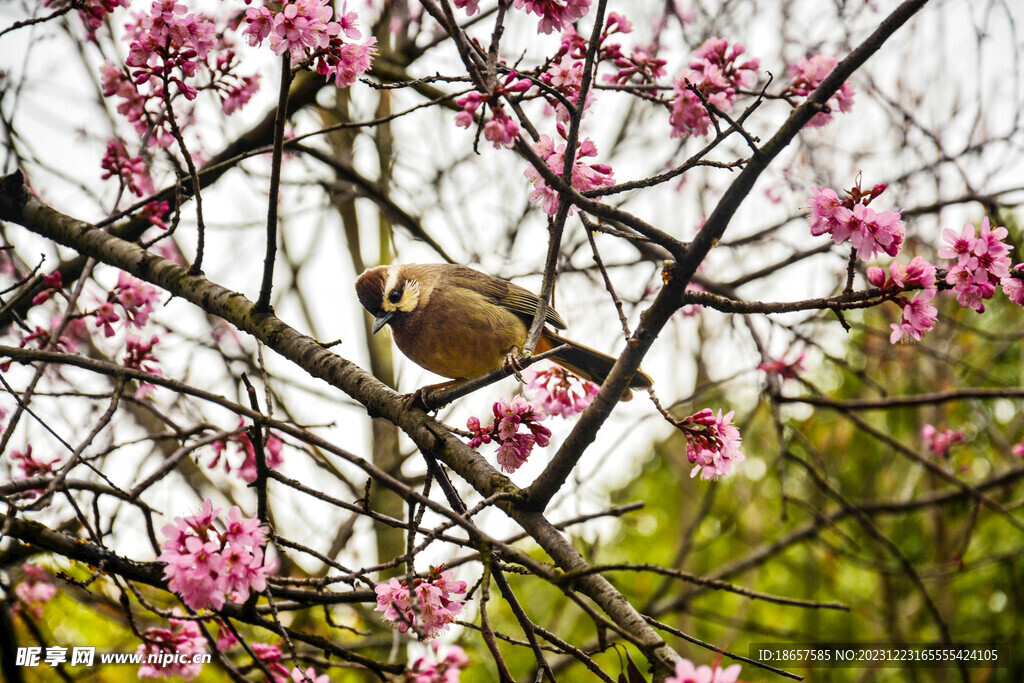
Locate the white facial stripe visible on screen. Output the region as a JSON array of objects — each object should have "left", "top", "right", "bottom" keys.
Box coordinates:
[
  {"left": 396, "top": 280, "right": 420, "bottom": 312},
  {"left": 382, "top": 266, "right": 401, "bottom": 312}
]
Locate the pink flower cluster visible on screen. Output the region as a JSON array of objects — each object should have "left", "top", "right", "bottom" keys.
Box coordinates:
[
  {"left": 524, "top": 365, "right": 598, "bottom": 417},
  {"left": 158, "top": 500, "right": 271, "bottom": 611},
  {"left": 939, "top": 218, "right": 1014, "bottom": 313},
  {"left": 44, "top": 0, "right": 128, "bottom": 39},
  {"left": 524, "top": 131, "right": 614, "bottom": 215},
  {"left": 784, "top": 54, "right": 855, "bottom": 128},
  {"left": 244, "top": 0, "right": 376, "bottom": 88},
  {"left": 13, "top": 563, "right": 58, "bottom": 618},
  {"left": 1004, "top": 264, "right": 1024, "bottom": 306},
  {"left": 240, "top": 642, "right": 288, "bottom": 681},
  {"left": 680, "top": 408, "right": 745, "bottom": 481},
  {"left": 805, "top": 182, "right": 904, "bottom": 260},
  {"left": 454, "top": 73, "right": 530, "bottom": 149},
  {"left": 11, "top": 445, "right": 61, "bottom": 496},
  {"left": 31, "top": 272, "right": 63, "bottom": 306},
  {"left": 101, "top": 2, "right": 261, "bottom": 151},
  {"left": 467, "top": 395, "right": 552, "bottom": 473},
  {"left": 374, "top": 566, "right": 467, "bottom": 640},
  {"left": 667, "top": 658, "right": 741, "bottom": 683},
  {"left": 94, "top": 272, "right": 161, "bottom": 337},
  {"left": 208, "top": 419, "right": 285, "bottom": 483},
  {"left": 124, "top": 334, "right": 162, "bottom": 397},
  {"left": 405, "top": 643, "right": 469, "bottom": 682},
  {"left": 670, "top": 38, "right": 760, "bottom": 138},
  {"left": 921, "top": 424, "right": 965, "bottom": 459},
  {"left": 100, "top": 138, "right": 154, "bottom": 197},
  {"left": 513, "top": 0, "right": 591, "bottom": 35},
  {"left": 136, "top": 615, "right": 207, "bottom": 681},
  {"left": 866, "top": 256, "right": 939, "bottom": 344},
  {"left": 599, "top": 14, "right": 667, "bottom": 85},
  {"left": 757, "top": 350, "right": 806, "bottom": 380}
]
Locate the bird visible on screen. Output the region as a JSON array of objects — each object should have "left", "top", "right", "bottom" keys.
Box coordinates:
[{"left": 355, "top": 263, "right": 653, "bottom": 402}]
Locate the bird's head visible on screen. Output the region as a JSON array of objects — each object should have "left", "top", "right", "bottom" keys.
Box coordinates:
[{"left": 355, "top": 265, "right": 424, "bottom": 333}]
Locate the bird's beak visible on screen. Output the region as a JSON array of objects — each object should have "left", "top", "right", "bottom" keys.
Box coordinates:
[{"left": 371, "top": 311, "right": 395, "bottom": 334}]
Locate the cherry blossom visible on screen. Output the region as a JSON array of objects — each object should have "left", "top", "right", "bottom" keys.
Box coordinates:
[
  {"left": 804, "top": 181, "right": 904, "bottom": 260},
  {"left": 136, "top": 615, "right": 207, "bottom": 681},
  {"left": 100, "top": 138, "right": 154, "bottom": 197},
  {"left": 941, "top": 218, "right": 1013, "bottom": 313},
  {"left": 13, "top": 563, "right": 58, "bottom": 618},
  {"left": 208, "top": 420, "right": 286, "bottom": 483},
  {"left": 757, "top": 351, "right": 806, "bottom": 380},
  {"left": 666, "top": 658, "right": 741, "bottom": 683},
  {"left": 158, "top": 500, "right": 271, "bottom": 610},
  {"left": 405, "top": 643, "right": 469, "bottom": 682},
  {"left": 921, "top": 424, "right": 966, "bottom": 459},
  {"left": 524, "top": 132, "right": 614, "bottom": 216},
  {"left": 524, "top": 365, "right": 599, "bottom": 417},
  {"left": 374, "top": 566, "right": 467, "bottom": 640},
  {"left": 784, "top": 54, "right": 855, "bottom": 128},
  {"left": 513, "top": 0, "right": 591, "bottom": 35},
  {"left": 466, "top": 396, "right": 552, "bottom": 473},
  {"left": 680, "top": 409, "right": 746, "bottom": 480},
  {"left": 670, "top": 38, "right": 760, "bottom": 138},
  {"left": 1002, "top": 264, "right": 1024, "bottom": 306}
]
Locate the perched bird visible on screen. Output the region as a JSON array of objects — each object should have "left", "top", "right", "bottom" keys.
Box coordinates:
[{"left": 355, "top": 264, "right": 653, "bottom": 400}]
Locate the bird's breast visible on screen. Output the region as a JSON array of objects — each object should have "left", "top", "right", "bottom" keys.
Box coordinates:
[{"left": 391, "top": 288, "right": 528, "bottom": 379}]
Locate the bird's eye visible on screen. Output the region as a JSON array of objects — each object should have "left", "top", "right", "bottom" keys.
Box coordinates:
[{"left": 388, "top": 289, "right": 402, "bottom": 304}]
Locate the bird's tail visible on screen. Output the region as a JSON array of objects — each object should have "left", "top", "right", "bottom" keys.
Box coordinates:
[{"left": 538, "top": 332, "right": 653, "bottom": 400}]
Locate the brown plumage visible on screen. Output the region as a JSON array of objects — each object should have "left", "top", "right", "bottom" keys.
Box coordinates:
[{"left": 354, "top": 264, "right": 653, "bottom": 396}]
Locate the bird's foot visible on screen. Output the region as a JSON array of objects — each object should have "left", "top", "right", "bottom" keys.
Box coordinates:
[
  {"left": 502, "top": 348, "right": 526, "bottom": 383},
  {"left": 403, "top": 380, "right": 459, "bottom": 412}
]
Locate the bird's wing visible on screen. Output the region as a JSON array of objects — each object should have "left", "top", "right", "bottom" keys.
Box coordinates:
[{"left": 449, "top": 267, "right": 567, "bottom": 330}]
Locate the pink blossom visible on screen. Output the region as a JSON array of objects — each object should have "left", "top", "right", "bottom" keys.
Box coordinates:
[
  {"left": 113, "top": 272, "right": 161, "bottom": 328},
  {"left": 406, "top": 643, "right": 470, "bottom": 682},
  {"left": 475, "top": 395, "right": 552, "bottom": 473},
  {"left": 805, "top": 186, "right": 851, "bottom": 237},
  {"left": 208, "top": 420, "right": 286, "bottom": 483},
  {"left": 453, "top": 0, "right": 481, "bottom": 16},
  {"left": 942, "top": 218, "right": 1013, "bottom": 312},
  {"left": 889, "top": 289, "right": 937, "bottom": 344},
  {"left": 374, "top": 566, "right": 467, "bottom": 640},
  {"left": 244, "top": 6, "right": 275, "bottom": 47},
  {"left": 269, "top": 1, "right": 338, "bottom": 61},
  {"left": 1013, "top": 440, "right": 1024, "bottom": 459},
  {"left": 317, "top": 37, "right": 377, "bottom": 88},
  {"left": 123, "top": 334, "right": 162, "bottom": 397},
  {"left": 524, "top": 133, "right": 614, "bottom": 216},
  {"left": 13, "top": 563, "right": 57, "bottom": 618},
  {"left": 524, "top": 365, "right": 599, "bottom": 417},
  {"left": 291, "top": 667, "right": 330, "bottom": 683},
  {"left": 757, "top": 351, "right": 806, "bottom": 380},
  {"left": 785, "top": 54, "right": 855, "bottom": 128},
  {"left": 44, "top": 0, "right": 129, "bottom": 38},
  {"left": 683, "top": 409, "right": 745, "bottom": 480},
  {"left": 252, "top": 643, "right": 291, "bottom": 682},
  {"left": 1002, "top": 264, "right": 1024, "bottom": 305},
  {"left": 513, "top": 0, "right": 591, "bottom": 35},
  {"left": 31, "top": 272, "right": 63, "bottom": 306},
  {"left": 921, "top": 424, "right": 965, "bottom": 459},
  {"left": 482, "top": 110, "right": 520, "bottom": 149},
  {"left": 11, "top": 445, "right": 61, "bottom": 491},
  {"left": 667, "top": 658, "right": 741, "bottom": 683},
  {"left": 158, "top": 501, "right": 271, "bottom": 611},
  {"left": 840, "top": 203, "right": 904, "bottom": 260},
  {"left": 93, "top": 302, "right": 120, "bottom": 337},
  {"left": 221, "top": 73, "right": 261, "bottom": 115},
  {"left": 136, "top": 615, "right": 207, "bottom": 681},
  {"left": 100, "top": 139, "right": 153, "bottom": 197},
  {"left": 670, "top": 38, "right": 760, "bottom": 138}
]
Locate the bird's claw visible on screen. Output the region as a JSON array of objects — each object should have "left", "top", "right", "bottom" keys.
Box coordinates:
[{"left": 502, "top": 349, "right": 526, "bottom": 383}]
